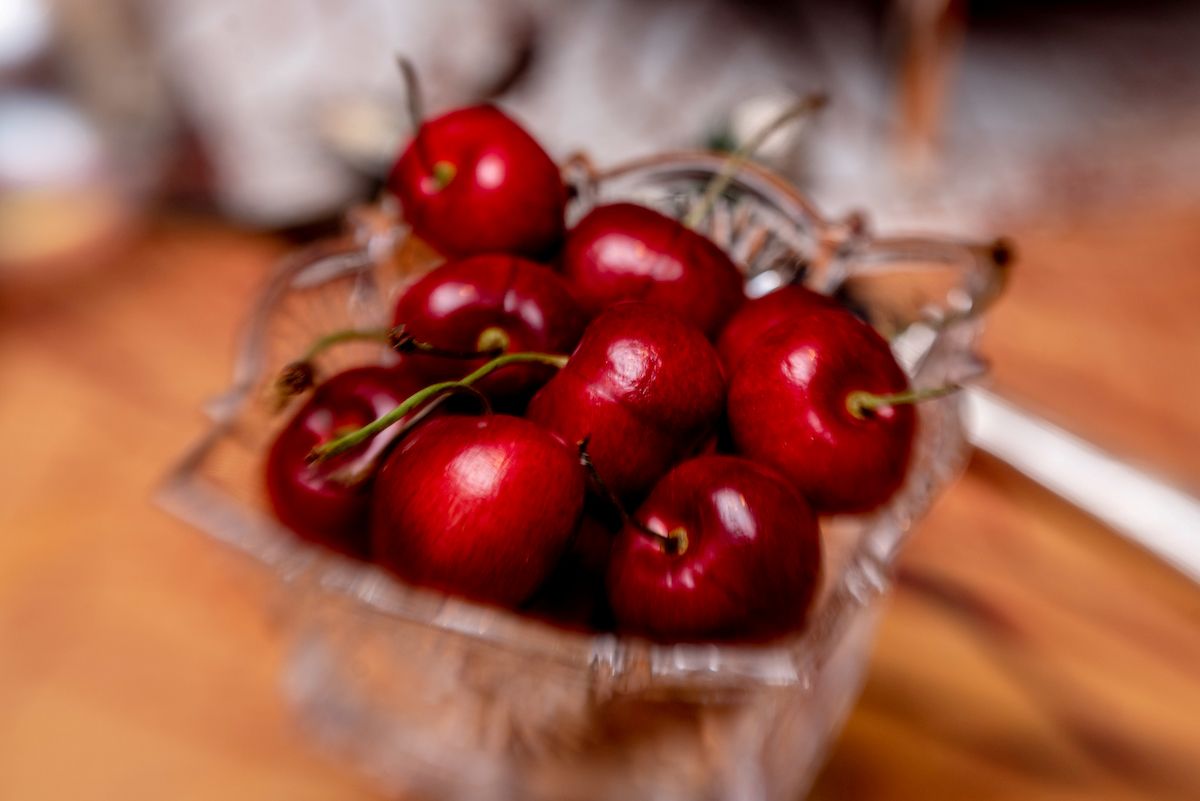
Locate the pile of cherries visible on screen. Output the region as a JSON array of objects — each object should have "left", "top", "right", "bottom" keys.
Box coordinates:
[{"left": 265, "top": 101, "right": 929, "bottom": 643}]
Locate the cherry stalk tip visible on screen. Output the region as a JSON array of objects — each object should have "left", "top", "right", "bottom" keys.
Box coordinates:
[
  {"left": 845, "top": 383, "right": 963, "bottom": 420},
  {"left": 431, "top": 161, "right": 457, "bottom": 191},
  {"left": 276, "top": 360, "right": 315, "bottom": 394}
]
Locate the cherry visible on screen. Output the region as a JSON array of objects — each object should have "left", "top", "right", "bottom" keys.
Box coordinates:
[
  {"left": 265, "top": 365, "right": 430, "bottom": 557},
  {"left": 560, "top": 203, "right": 745, "bottom": 338},
  {"left": 392, "top": 253, "right": 585, "bottom": 401},
  {"left": 526, "top": 302, "right": 726, "bottom": 501},
  {"left": 523, "top": 512, "right": 617, "bottom": 631},
  {"left": 370, "top": 414, "right": 586, "bottom": 607},
  {"left": 727, "top": 306, "right": 916, "bottom": 513},
  {"left": 715, "top": 284, "right": 838, "bottom": 372},
  {"left": 606, "top": 455, "right": 821, "bottom": 642},
  {"left": 388, "top": 105, "right": 566, "bottom": 259}
]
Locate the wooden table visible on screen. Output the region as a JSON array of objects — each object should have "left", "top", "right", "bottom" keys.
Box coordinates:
[{"left": 2, "top": 199, "right": 1198, "bottom": 800}]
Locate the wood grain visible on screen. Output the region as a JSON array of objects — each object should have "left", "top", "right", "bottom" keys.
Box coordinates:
[{"left": 1, "top": 199, "right": 1197, "bottom": 800}]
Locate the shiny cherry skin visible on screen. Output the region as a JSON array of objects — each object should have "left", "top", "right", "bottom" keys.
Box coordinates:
[
  {"left": 560, "top": 203, "right": 745, "bottom": 338},
  {"left": 607, "top": 455, "right": 821, "bottom": 642},
  {"left": 715, "top": 284, "right": 837, "bottom": 372},
  {"left": 527, "top": 302, "right": 726, "bottom": 501},
  {"left": 388, "top": 105, "right": 566, "bottom": 259},
  {"left": 265, "top": 364, "right": 429, "bottom": 557},
  {"left": 393, "top": 254, "right": 585, "bottom": 400},
  {"left": 371, "top": 415, "right": 586, "bottom": 608},
  {"left": 727, "top": 306, "right": 915, "bottom": 513}
]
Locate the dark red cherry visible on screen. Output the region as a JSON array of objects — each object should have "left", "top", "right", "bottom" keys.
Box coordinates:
[
  {"left": 523, "top": 512, "right": 617, "bottom": 631},
  {"left": 560, "top": 203, "right": 745, "bottom": 338},
  {"left": 716, "top": 284, "right": 837, "bottom": 371},
  {"left": 606, "top": 455, "right": 821, "bottom": 642},
  {"left": 727, "top": 306, "right": 915, "bottom": 513},
  {"left": 393, "top": 254, "right": 585, "bottom": 401},
  {"left": 388, "top": 105, "right": 566, "bottom": 259},
  {"left": 370, "top": 415, "right": 585, "bottom": 608},
  {"left": 265, "top": 365, "right": 429, "bottom": 557},
  {"left": 527, "top": 302, "right": 726, "bottom": 500}
]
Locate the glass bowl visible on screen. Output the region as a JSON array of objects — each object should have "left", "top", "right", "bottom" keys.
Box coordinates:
[{"left": 158, "top": 151, "right": 1005, "bottom": 801}]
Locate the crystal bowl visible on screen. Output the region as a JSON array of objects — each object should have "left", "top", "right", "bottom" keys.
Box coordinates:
[{"left": 159, "top": 151, "right": 1005, "bottom": 801}]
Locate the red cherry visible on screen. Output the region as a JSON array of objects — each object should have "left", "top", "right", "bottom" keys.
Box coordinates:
[
  {"left": 370, "top": 415, "right": 585, "bottom": 607},
  {"left": 527, "top": 302, "right": 726, "bottom": 500},
  {"left": 265, "top": 365, "right": 429, "bottom": 557},
  {"left": 606, "top": 455, "right": 821, "bottom": 642},
  {"left": 727, "top": 306, "right": 915, "bottom": 513},
  {"left": 560, "top": 203, "right": 746, "bottom": 338},
  {"left": 715, "top": 284, "right": 838, "bottom": 371},
  {"left": 523, "top": 512, "right": 617, "bottom": 631},
  {"left": 388, "top": 105, "right": 566, "bottom": 259},
  {"left": 393, "top": 254, "right": 585, "bottom": 400}
]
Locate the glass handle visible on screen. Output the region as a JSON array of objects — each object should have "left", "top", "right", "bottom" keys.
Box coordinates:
[{"left": 841, "top": 234, "right": 1012, "bottom": 321}]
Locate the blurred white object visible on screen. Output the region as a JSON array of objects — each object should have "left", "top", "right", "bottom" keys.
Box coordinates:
[
  {"left": 141, "top": 1, "right": 1200, "bottom": 230},
  {"left": 144, "top": 0, "right": 526, "bottom": 224},
  {"left": 965, "top": 389, "right": 1200, "bottom": 583},
  {"left": 143, "top": 0, "right": 838, "bottom": 224},
  {"left": 0, "top": 0, "right": 51, "bottom": 70},
  {"left": 0, "top": 91, "right": 128, "bottom": 272},
  {"left": 729, "top": 93, "right": 812, "bottom": 164},
  {"left": 0, "top": 92, "right": 104, "bottom": 186}
]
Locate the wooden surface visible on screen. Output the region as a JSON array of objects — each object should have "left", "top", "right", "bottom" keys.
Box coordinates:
[{"left": 2, "top": 199, "right": 1199, "bottom": 800}]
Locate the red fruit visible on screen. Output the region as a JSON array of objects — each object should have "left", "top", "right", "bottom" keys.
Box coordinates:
[
  {"left": 715, "top": 284, "right": 837, "bottom": 371},
  {"left": 607, "top": 455, "right": 821, "bottom": 642},
  {"left": 388, "top": 105, "right": 566, "bottom": 258},
  {"left": 371, "top": 415, "right": 585, "bottom": 607},
  {"left": 523, "top": 513, "right": 617, "bottom": 631},
  {"left": 393, "top": 254, "right": 585, "bottom": 400},
  {"left": 265, "top": 365, "right": 429, "bottom": 557},
  {"left": 561, "top": 203, "right": 745, "bottom": 338},
  {"left": 727, "top": 306, "right": 915, "bottom": 513},
  {"left": 527, "top": 302, "right": 726, "bottom": 500}
]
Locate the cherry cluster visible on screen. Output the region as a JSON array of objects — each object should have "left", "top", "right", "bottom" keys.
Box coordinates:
[{"left": 265, "top": 101, "right": 928, "bottom": 643}]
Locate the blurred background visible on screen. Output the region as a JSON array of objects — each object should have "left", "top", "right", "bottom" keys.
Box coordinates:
[
  {"left": 4, "top": 0, "right": 1198, "bottom": 260},
  {"left": 1, "top": 1, "right": 1198, "bottom": 799}
]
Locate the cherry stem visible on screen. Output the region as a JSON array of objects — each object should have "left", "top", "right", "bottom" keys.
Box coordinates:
[
  {"left": 272, "top": 327, "right": 392, "bottom": 408},
  {"left": 683, "top": 92, "right": 829, "bottom": 230},
  {"left": 272, "top": 361, "right": 317, "bottom": 409},
  {"left": 430, "top": 161, "right": 457, "bottom": 191},
  {"left": 303, "top": 327, "right": 392, "bottom": 362},
  {"left": 395, "top": 56, "right": 455, "bottom": 191},
  {"left": 323, "top": 390, "right": 450, "bottom": 487},
  {"left": 846, "top": 383, "right": 962, "bottom": 420},
  {"left": 388, "top": 324, "right": 508, "bottom": 360},
  {"left": 395, "top": 55, "right": 424, "bottom": 131},
  {"left": 576, "top": 439, "right": 688, "bottom": 556},
  {"left": 272, "top": 327, "right": 396, "bottom": 409},
  {"left": 281, "top": 324, "right": 510, "bottom": 381},
  {"left": 309, "top": 351, "right": 569, "bottom": 462}
]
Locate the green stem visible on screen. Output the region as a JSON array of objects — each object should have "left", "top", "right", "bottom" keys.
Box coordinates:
[
  {"left": 683, "top": 92, "right": 829, "bottom": 230},
  {"left": 286, "top": 323, "right": 510, "bottom": 376},
  {"left": 302, "top": 327, "right": 391, "bottom": 362},
  {"left": 272, "top": 328, "right": 393, "bottom": 407},
  {"left": 846, "top": 383, "right": 962, "bottom": 420},
  {"left": 309, "top": 351, "right": 569, "bottom": 462}
]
